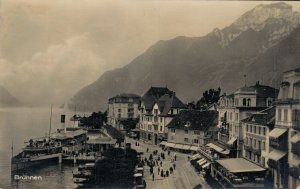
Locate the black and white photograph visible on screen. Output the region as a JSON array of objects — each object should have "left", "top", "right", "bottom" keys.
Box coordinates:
[{"left": 0, "top": 0, "right": 300, "bottom": 188}]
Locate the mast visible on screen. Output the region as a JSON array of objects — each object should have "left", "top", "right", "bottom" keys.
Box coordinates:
[
  {"left": 73, "top": 105, "right": 76, "bottom": 127},
  {"left": 11, "top": 139, "right": 13, "bottom": 158},
  {"left": 48, "top": 104, "right": 53, "bottom": 140}
]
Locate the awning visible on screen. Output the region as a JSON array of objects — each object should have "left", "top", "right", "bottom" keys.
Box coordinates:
[
  {"left": 269, "top": 150, "right": 287, "bottom": 161},
  {"left": 165, "top": 142, "right": 176, "bottom": 148},
  {"left": 199, "top": 160, "right": 207, "bottom": 166},
  {"left": 197, "top": 158, "right": 206, "bottom": 165},
  {"left": 190, "top": 146, "right": 200, "bottom": 151},
  {"left": 216, "top": 158, "right": 266, "bottom": 173},
  {"left": 220, "top": 149, "right": 230, "bottom": 155},
  {"left": 227, "top": 137, "right": 237, "bottom": 145},
  {"left": 174, "top": 144, "right": 184, "bottom": 150},
  {"left": 291, "top": 134, "right": 300, "bottom": 143},
  {"left": 202, "top": 162, "right": 211, "bottom": 169},
  {"left": 182, "top": 145, "right": 191, "bottom": 150},
  {"left": 269, "top": 128, "right": 287, "bottom": 139},
  {"left": 134, "top": 173, "right": 142, "bottom": 177},
  {"left": 206, "top": 143, "right": 224, "bottom": 153},
  {"left": 191, "top": 154, "right": 201, "bottom": 160},
  {"left": 160, "top": 141, "right": 167, "bottom": 146}
]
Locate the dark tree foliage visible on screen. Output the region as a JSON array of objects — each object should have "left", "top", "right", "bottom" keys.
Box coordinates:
[
  {"left": 190, "top": 88, "right": 221, "bottom": 110},
  {"left": 79, "top": 111, "right": 107, "bottom": 129},
  {"left": 120, "top": 118, "right": 139, "bottom": 131},
  {"left": 91, "top": 148, "right": 138, "bottom": 188}
]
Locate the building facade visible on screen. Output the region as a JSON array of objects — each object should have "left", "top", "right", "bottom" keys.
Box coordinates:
[
  {"left": 218, "top": 82, "right": 278, "bottom": 157},
  {"left": 241, "top": 106, "right": 275, "bottom": 168},
  {"left": 107, "top": 93, "right": 140, "bottom": 129},
  {"left": 167, "top": 110, "right": 218, "bottom": 148},
  {"left": 268, "top": 68, "right": 300, "bottom": 189},
  {"left": 139, "top": 87, "right": 186, "bottom": 145}
]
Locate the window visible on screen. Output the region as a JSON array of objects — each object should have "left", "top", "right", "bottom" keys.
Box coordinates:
[
  {"left": 230, "top": 112, "right": 233, "bottom": 120},
  {"left": 250, "top": 138, "right": 253, "bottom": 147},
  {"left": 184, "top": 138, "right": 189, "bottom": 142},
  {"left": 247, "top": 98, "right": 251, "bottom": 106},
  {"left": 246, "top": 125, "right": 249, "bottom": 132},
  {"left": 193, "top": 139, "right": 199, "bottom": 144},
  {"left": 258, "top": 127, "right": 261, "bottom": 135},
  {"left": 235, "top": 113, "right": 239, "bottom": 121},
  {"left": 250, "top": 125, "right": 252, "bottom": 133},
  {"left": 160, "top": 126, "right": 163, "bottom": 132},
  {"left": 194, "top": 131, "right": 200, "bottom": 135},
  {"left": 293, "top": 110, "right": 300, "bottom": 121},
  {"left": 278, "top": 109, "right": 282, "bottom": 121},
  {"left": 171, "top": 129, "right": 175, "bottom": 133},
  {"left": 258, "top": 140, "right": 261, "bottom": 150},
  {"left": 160, "top": 117, "right": 163, "bottom": 122},
  {"left": 171, "top": 109, "right": 174, "bottom": 114},
  {"left": 118, "top": 108, "right": 121, "bottom": 113},
  {"left": 263, "top": 127, "right": 266, "bottom": 135},
  {"left": 118, "top": 114, "right": 121, "bottom": 118},
  {"left": 234, "top": 99, "right": 238, "bottom": 106},
  {"left": 148, "top": 125, "right": 152, "bottom": 130},
  {"left": 243, "top": 98, "right": 247, "bottom": 106},
  {"left": 284, "top": 109, "right": 288, "bottom": 122},
  {"left": 154, "top": 109, "right": 158, "bottom": 115},
  {"left": 185, "top": 130, "right": 188, "bottom": 134},
  {"left": 262, "top": 141, "right": 265, "bottom": 150},
  {"left": 253, "top": 139, "right": 256, "bottom": 148},
  {"left": 253, "top": 126, "right": 256, "bottom": 134}
]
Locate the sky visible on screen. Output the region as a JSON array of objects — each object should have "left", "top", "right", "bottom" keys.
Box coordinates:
[{"left": 1, "top": 0, "right": 300, "bottom": 106}]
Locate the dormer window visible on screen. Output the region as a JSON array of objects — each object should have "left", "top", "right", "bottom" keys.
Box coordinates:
[
  {"left": 247, "top": 98, "right": 251, "bottom": 107},
  {"left": 243, "top": 98, "right": 247, "bottom": 106}
]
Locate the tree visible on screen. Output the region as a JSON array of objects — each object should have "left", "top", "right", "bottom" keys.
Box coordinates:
[{"left": 195, "top": 87, "right": 221, "bottom": 110}]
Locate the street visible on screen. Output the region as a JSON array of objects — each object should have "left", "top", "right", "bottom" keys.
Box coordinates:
[{"left": 126, "top": 137, "right": 212, "bottom": 189}]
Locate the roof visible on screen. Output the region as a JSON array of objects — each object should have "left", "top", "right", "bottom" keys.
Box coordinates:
[
  {"left": 269, "top": 128, "right": 287, "bottom": 139},
  {"left": 157, "top": 93, "right": 186, "bottom": 116},
  {"left": 216, "top": 158, "right": 266, "bottom": 173},
  {"left": 241, "top": 106, "right": 275, "bottom": 128},
  {"left": 166, "top": 110, "right": 218, "bottom": 131},
  {"left": 103, "top": 125, "right": 124, "bottom": 142},
  {"left": 283, "top": 67, "right": 300, "bottom": 73},
  {"left": 51, "top": 129, "right": 87, "bottom": 140},
  {"left": 269, "top": 150, "right": 287, "bottom": 161},
  {"left": 108, "top": 93, "right": 140, "bottom": 103},
  {"left": 235, "top": 83, "right": 278, "bottom": 99},
  {"left": 141, "top": 87, "right": 172, "bottom": 110},
  {"left": 86, "top": 137, "right": 117, "bottom": 144}
]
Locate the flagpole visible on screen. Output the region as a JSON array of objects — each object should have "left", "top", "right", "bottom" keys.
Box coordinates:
[
  {"left": 11, "top": 139, "right": 14, "bottom": 158},
  {"left": 49, "top": 104, "right": 53, "bottom": 140}
]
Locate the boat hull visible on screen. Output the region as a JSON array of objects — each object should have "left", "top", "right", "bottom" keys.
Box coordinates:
[{"left": 11, "top": 153, "right": 62, "bottom": 173}]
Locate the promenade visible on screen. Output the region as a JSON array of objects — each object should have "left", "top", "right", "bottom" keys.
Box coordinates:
[{"left": 126, "top": 137, "right": 213, "bottom": 189}]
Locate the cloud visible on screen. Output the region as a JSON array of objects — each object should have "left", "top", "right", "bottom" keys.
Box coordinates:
[{"left": 0, "top": 33, "right": 106, "bottom": 106}]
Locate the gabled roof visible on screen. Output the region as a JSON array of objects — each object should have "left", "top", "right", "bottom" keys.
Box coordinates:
[
  {"left": 167, "top": 110, "right": 218, "bottom": 131},
  {"left": 241, "top": 106, "right": 275, "bottom": 128},
  {"left": 141, "top": 87, "right": 172, "bottom": 110},
  {"left": 157, "top": 93, "right": 187, "bottom": 116}
]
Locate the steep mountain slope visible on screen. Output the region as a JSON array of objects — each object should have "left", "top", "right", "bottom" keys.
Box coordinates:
[
  {"left": 0, "top": 86, "right": 21, "bottom": 107},
  {"left": 70, "top": 3, "right": 300, "bottom": 111}
]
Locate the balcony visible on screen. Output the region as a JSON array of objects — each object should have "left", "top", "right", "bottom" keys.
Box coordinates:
[
  {"left": 291, "top": 142, "right": 300, "bottom": 156},
  {"left": 289, "top": 166, "right": 300, "bottom": 178},
  {"left": 292, "top": 123, "right": 300, "bottom": 131}
]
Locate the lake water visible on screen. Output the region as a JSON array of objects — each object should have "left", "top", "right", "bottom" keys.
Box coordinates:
[{"left": 0, "top": 107, "right": 87, "bottom": 189}]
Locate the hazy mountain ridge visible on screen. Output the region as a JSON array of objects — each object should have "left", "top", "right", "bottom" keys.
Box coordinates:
[
  {"left": 0, "top": 85, "right": 21, "bottom": 107},
  {"left": 70, "top": 3, "right": 300, "bottom": 111}
]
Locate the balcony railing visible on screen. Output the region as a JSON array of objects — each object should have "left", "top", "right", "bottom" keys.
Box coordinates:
[
  {"left": 291, "top": 142, "right": 300, "bottom": 156},
  {"left": 292, "top": 123, "right": 300, "bottom": 131},
  {"left": 289, "top": 166, "right": 300, "bottom": 178}
]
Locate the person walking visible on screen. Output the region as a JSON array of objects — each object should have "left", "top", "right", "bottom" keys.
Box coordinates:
[
  {"left": 152, "top": 173, "right": 155, "bottom": 181},
  {"left": 160, "top": 170, "right": 164, "bottom": 177},
  {"left": 158, "top": 167, "right": 160, "bottom": 175},
  {"left": 174, "top": 154, "right": 177, "bottom": 161},
  {"left": 173, "top": 163, "right": 176, "bottom": 170},
  {"left": 160, "top": 161, "right": 163, "bottom": 167},
  {"left": 166, "top": 170, "right": 169, "bottom": 177}
]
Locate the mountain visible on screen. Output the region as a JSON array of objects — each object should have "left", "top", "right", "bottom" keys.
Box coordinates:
[
  {"left": 70, "top": 3, "right": 300, "bottom": 111},
  {"left": 0, "top": 86, "right": 21, "bottom": 107}
]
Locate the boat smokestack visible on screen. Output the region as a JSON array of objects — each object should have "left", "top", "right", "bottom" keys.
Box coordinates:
[{"left": 61, "top": 114, "right": 66, "bottom": 133}]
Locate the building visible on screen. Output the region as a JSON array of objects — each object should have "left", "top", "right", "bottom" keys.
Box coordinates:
[
  {"left": 217, "top": 82, "right": 278, "bottom": 157},
  {"left": 165, "top": 110, "right": 218, "bottom": 152},
  {"left": 107, "top": 93, "right": 140, "bottom": 129},
  {"left": 241, "top": 106, "right": 275, "bottom": 168},
  {"left": 139, "top": 86, "right": 186, "bottom": 145},
  {"left": 268, "top": 68, "right": 300, "bottom": 189}
]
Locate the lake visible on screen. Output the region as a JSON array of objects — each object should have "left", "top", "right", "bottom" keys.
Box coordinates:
[{"left": 0, "top": 107, "right": 88, "bottom": 189}]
